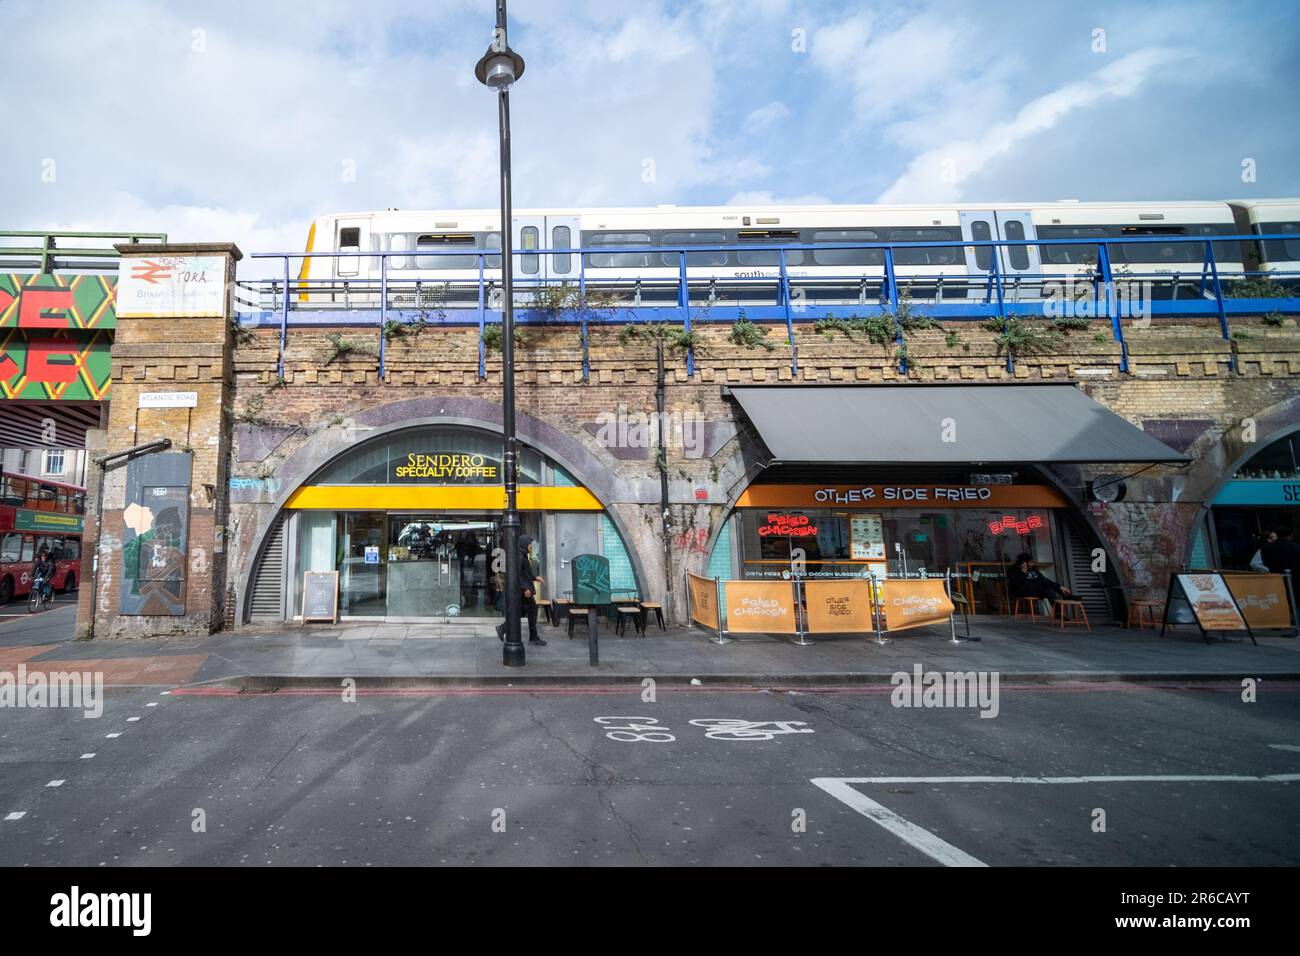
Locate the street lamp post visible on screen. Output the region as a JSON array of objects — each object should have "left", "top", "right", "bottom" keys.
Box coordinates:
[{"left": 476, "top": 0, "right": 526, "bottom": 667}]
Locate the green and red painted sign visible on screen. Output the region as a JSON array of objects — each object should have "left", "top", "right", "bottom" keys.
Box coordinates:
[
  {"left": 13, "top": 509, "right": 84, "bottom": 534},
  {"left": 0, "top": 274, "right": 114, "bottom": 401}
]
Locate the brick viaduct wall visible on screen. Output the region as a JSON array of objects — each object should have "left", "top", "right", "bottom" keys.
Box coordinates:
[
  {"left": 217, "top": 315, "right": 1300, "bottom": 629},
  {"left": 75, "top": 244, "right": 1300, "bottom": 638}
]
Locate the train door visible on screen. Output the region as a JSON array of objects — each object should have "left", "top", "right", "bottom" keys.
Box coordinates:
[
  {"left": 960, "top": 210, "right": 1042, "bottom": 281},
  {"left": 513, "top": 216, "right": 546, "bottom": 288},
  {"left": 545, "top": 216, "right": 581, "bottom": 284},
  {"left": 333, "top": 218, "right": 370, "bottom": 281}
]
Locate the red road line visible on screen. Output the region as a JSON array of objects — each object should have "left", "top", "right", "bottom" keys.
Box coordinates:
[{"left": 168, "top": 681, "right": 1300, "bottom": 698}]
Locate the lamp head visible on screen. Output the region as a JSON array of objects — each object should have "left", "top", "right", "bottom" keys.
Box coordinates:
[{"left": 475, "top": 46, "right": 525, "bottom": 89}]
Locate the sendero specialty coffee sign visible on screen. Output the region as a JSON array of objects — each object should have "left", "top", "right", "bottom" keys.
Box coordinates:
[{"left": 392, "top": 453, "right": 499, "bottom": 482}]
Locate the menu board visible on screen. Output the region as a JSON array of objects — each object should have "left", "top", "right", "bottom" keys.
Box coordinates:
[
  {"left": 850, "top": 514, "right": 885, "bottom": 561},
  {"left": 1175, "top": 573, "right": 1247, "bottom": 631},
  {"left": 301, "top": 571, "right": 339, "bottom": 623}
]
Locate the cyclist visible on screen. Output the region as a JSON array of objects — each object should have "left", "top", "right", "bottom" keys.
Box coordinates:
[{"left": 32, "top": 548, "right": 55, "bottom": 605}]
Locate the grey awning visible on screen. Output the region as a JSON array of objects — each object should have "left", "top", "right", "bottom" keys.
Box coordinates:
[{"left": 727, "top": 384, "right": 1189, "bottom": 465}]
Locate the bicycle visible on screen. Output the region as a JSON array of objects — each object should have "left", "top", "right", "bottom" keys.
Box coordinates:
[{"left": 28, "top": 575, "right": 52, "bottom": 613}]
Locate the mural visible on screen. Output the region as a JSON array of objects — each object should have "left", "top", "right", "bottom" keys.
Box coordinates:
[
  {"left": 0, "top": 274, "right": 115, "bottom": 401},
  {"left": 120, "top": 452, "right": 192, "bottom": 616}
]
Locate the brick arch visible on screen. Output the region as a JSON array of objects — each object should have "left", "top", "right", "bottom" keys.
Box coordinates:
[{"left": 235, "top": 395, "right": 648, "bottom": 624}]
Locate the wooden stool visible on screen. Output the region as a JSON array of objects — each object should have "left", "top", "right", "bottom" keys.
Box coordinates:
[
  {"left": 640, "top": 601, "right": 665, "bottom": 630},
  {"left": 616, "top": 605, "right": 645, "bottom": 637},
  {"left": 552, "top": 598, "right": 571, "bottom": 628},
  {"left": 567, "top": 607, "right": 591, "bottom": 638},
  {"left": 1055, "top": 599, "right": 1090, "bottom": 630},
  {"left": 1127, "top": 600, "right": 1164, "bottom": 630},
  {"left": 1012, "top": 597, "right": 1040, "bottom": 622}
]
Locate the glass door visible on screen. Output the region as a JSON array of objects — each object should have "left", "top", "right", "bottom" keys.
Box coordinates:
[{"left": 386, "top": 514, "right": 500, "bottom": 620}]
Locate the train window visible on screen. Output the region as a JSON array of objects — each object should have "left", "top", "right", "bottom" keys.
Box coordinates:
[
  {"left": 1261, "top": 222, "right": 1300, "bottom": 263},
  {"left": 337, "top": 226, "right": 361, "bottom": 276},
  {"left": 660, "top": 232, "right": 728, "bottom": 267},
  {"left": 551, "top": 226, "right": 571, "bottom": 275},
  {"left": 1119, "top": 225, "right": 1201, "bottom": 264},
  {"left": 484, "top": 232, "right": 502, "bottom": 270},
  {"left": 387, "top": 233, "right": 408, "bottom": 271},
  {"left": 416, "top": 233, "right": 478, "bottom": 270},
  {"left": 888, "top": 228, "right": 961, "bottom": 265},
  {"left": 583, "top": 232, "right": 656, "bottom": 269},
  {"left": 0, "top": 533, "right": 20, "bottom": 562},
  {"left": 969, "top": 221, "right": 992, "bottom": 271},
  {"left": 736, "top": 230, "right": 804, "bottom": 267},
  {"left": 1036, "top": 226, "right": 1107, "bottom": 265},
  {"left": 809, "top": 230, "right": 882, "bottom": 266},
  {"left": 1003, "top": 220, "right": 1029, "bottom": 270},
  {"left": 520, "top": 226, "right": 540, "bottom": 275}
]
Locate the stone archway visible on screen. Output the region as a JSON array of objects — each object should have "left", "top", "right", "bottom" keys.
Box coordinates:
[{"left": 234, "top": 395, "right": 649, "bottom": 624}]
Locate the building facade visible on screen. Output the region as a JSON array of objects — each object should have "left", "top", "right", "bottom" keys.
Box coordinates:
[{"left": 60, "top": 243, "right": 1300, "bottom": 638}]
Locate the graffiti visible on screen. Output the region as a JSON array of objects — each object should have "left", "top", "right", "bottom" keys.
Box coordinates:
[
  {"left": 1097, "top": 502, "right": 1196, "bottom": 599},
  {"left": 0, "top": 275, "right": 115, "bottom": 400},
  {"left": 673, "top": 527, "right": 709, "bottom": 555}
]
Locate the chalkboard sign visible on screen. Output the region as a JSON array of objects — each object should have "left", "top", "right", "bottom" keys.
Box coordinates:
[
  {"left": 301, "top": 571, "right": 339, "bottom": 623},
  {"left": 571, "top": 553, "right": 611, "bottom": 606}
]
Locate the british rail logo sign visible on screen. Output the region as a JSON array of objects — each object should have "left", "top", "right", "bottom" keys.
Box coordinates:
[
  {"left": 0, "top": 274, "right": 114, "bottom": 401},
  {"left": 115, "top": 255, "right": 225, "bottom": 318}
]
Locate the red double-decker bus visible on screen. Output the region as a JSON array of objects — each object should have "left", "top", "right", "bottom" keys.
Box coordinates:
[{"left": 0, "top": 472, "right": 85, "bottom": 604}]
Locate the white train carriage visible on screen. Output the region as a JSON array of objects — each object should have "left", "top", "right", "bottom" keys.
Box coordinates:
[
  {"left": 294, "top": 200, "right": 1274, "bottom": 310},
  {"left": 1228, "top": 199, "right": 1300, "bottom": 278}
]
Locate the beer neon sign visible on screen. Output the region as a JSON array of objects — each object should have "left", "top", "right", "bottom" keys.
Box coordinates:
[{"left": 989, "top": 514, "right": 1043, "bottom": 535}]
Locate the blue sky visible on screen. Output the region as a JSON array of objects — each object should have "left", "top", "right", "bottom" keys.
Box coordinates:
[{"left": 2, "top": 0, "right": 1297, "bottom": 256}]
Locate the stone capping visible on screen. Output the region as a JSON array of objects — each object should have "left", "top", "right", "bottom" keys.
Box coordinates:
[{"left": 114, "top": 242, "right": 243, "bottom": 260}]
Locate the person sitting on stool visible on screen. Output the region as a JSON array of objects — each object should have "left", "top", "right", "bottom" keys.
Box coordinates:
[{"left": 1007, "top": 552, "right": 1071, "bottom": 613}]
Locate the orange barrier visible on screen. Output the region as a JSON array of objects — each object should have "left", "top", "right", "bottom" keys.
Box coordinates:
[
  {"left": 1222, "top": 573, "right": 1294, "bottom": 630},
  {"left": 878, "top": 578, "right": 956, "bottom": 633},
  {"left": 804, "top": 580, "right": 876, "bottom": 634},
  {"left": 723, "top": 580, "right": 798, "bottom": 635},
  {"left": 686, "top": 573, "right": 720, "bottom": 630}
]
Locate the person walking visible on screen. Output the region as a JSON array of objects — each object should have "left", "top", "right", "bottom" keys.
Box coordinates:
[{"left": 497, "top": 535, "right": 546, "bottom": 646}]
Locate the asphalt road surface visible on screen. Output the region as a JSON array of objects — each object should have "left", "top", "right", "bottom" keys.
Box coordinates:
[{"left": 2, "top": 674, "right": 1297, "bottom": 866}]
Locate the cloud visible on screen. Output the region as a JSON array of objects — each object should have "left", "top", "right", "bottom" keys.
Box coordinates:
[
  {"left": 879, "top": 46, "right": 1192, "bottom": 202},
  {"left": 742, "top": 101, "right": 791, "bottom": 135}
]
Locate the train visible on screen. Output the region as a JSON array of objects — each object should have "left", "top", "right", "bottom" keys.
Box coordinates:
[{"left": 293, "top": 199, "right": 1300, "bottom": 306}]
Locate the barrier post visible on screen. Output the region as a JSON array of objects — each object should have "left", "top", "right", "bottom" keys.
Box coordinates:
[
  {"left": 1285, "top": 570, "right": 1299, "bottom": 638},
  {"left": 712, "top": 576, "right": 729, "bottom": 645},
  {"left": 791, "top": 577, "right": 813, "bottom": 646},
  {"left": 946, "top": 568, "right": 970, "bottom": 644},
  {"left": 870, "top": 571, "right": 891, "bottom": 645}
]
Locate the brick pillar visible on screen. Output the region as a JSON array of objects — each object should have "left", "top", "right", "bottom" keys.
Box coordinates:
[{"left": 84, "top": 243, "right": 240, "bottom": 639}]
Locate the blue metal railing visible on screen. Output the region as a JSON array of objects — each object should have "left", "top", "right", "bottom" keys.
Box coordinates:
[{"left": 234, "top": 234, "right": 1300, "bottom": 380}]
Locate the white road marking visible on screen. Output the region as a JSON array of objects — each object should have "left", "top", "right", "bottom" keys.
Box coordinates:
[
  {"left": 159, "top": 691, "right": 170, "bottom": 696},
  {"left": 824, "top": 774, "right": 1300, "bottom": 784},
  {"left": 1268, "top": 744, "right": 1300, "bottom": 753},
  {"left": 105, "top": 733, "right": 121, "bottom": 739},
  {"left": 811, "top": 778, "right": 988, "bottom": 867},
  {"left": 811, "top": 773, "right": 1300, "bottom": 868},
  {"left": 146, "top": 702, "right": 159, "bottom": 707},
  {"left": 46, "top": 780, "right": 65, "bottom": 788},
  {"left": 4, "top": 812, "right": 25, "bottom": 821},
  {"left": 127, "top": 717, "right": 140, "bottom": 722},
  {"left": 79, "top": 753, "right": 95, "bottom": 759}
]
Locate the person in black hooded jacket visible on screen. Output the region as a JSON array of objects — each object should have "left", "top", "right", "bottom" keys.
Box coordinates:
[
  {"left": 496, "top": 535, "right": 545, "bottom": 645},
  {"left": 1006, "top": 552, "right": 1070, "bottom": 610}
]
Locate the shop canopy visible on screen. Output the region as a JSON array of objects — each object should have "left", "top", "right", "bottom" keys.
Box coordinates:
[{"left": 727, "top": 384, "right": 1189, "bottom": 465}]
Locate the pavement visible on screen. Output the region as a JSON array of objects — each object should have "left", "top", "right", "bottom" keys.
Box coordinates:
[{"left": 2, "top": 596, "right": 1297, "bottom": 688}]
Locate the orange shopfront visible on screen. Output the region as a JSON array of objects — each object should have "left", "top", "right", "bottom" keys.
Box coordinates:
[{"left": 731, "top": 479, "right": 1070, "bottom": 615}]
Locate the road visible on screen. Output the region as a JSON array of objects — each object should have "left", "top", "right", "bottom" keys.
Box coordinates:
[{"left": 2, "top": 666, "right": 1297, "bottom": 866}]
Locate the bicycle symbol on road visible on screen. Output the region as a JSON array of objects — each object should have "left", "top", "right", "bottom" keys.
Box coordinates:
[
  {"left": 594, "top": 716, "right": 814, "bottom": 743},
  {"left": 688, "top": 718, "right": 815, "bottom": 741},
  {"left": 593, "top": 716, "right": 676, "bottom": 742}
]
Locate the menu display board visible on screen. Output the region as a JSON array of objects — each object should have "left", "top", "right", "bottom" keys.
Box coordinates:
[
  {"left": 301, "top": 571, "right": 339, "bottom": 623},
  {"left": 850, "top": 513, "right": 885, "bottom": 560}
]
